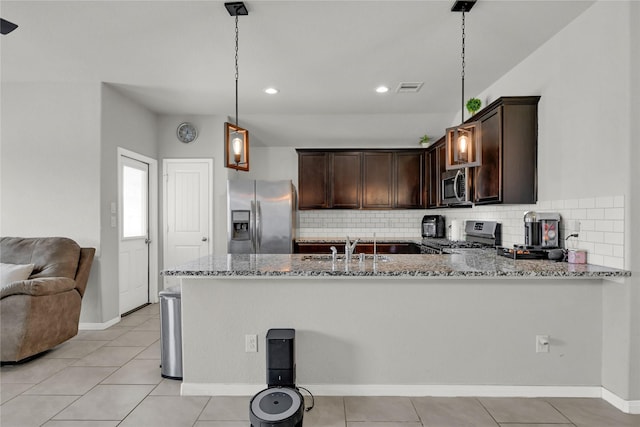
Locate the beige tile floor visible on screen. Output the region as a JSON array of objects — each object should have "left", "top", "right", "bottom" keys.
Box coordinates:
[{"left": 2, "top": 303, "right": 639, "bottom": 427}]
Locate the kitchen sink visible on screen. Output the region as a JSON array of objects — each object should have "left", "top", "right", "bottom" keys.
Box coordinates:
[{"left": 300, "top": 254, "right": 391, "bottom": 262}]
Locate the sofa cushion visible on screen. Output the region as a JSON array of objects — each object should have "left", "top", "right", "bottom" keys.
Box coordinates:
[
  {"left": 1, "top": 277, "right": 77, "bottom": 298},
  {"left": 1, "top": 263, "right": 35, "bottom": 290},
  {"left": 0, "top": 237, "right": 81, "bottom": 280}
]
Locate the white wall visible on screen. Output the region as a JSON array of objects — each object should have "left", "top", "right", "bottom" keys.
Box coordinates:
[
  {"left": 238, "top": 146, "right": 298, "bottom": 184},
  {"left": 1, "top": 82, "right": 102, "bottom": 322},
  {"left": 474, "top": 0, "right": 637, "bottom": 403},
  {"left": 182, "top": 276, "right": 603, "bottom": 392},
  {"left": 628, "top": 0, "right": 640, "bottom": 401},
  {"left": 473, "top": 2, "right": 630, "bottom": 203},
  {"left": 156, "top": 114, "right": 230, "bottom": 256},
  {"left": 1, "top": 82, "right": 101, "bottom": 247},
  {"left": 99, "top": 84, "right": 158, "bottom": 323}
]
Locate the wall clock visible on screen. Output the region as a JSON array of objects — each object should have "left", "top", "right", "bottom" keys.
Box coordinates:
[{"left": 177, "top": 122, "right": 198, "bottom": 143}]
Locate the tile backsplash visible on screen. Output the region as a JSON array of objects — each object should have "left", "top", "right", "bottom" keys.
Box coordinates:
[{"left": 298, "top": 196, "right": 626, "bottom": 269}]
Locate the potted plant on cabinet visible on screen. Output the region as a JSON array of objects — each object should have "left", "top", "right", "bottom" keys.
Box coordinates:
[
  {"left": 466, "top": 98, "right": 482, "bottom": 117},
  {"left": 419, "top": 135, "right": 432, "bottom": 148}
]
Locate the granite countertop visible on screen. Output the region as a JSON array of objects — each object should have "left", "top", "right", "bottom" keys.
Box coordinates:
[{"left": 162, "top": 251, "right": 631, "bottom": 279}]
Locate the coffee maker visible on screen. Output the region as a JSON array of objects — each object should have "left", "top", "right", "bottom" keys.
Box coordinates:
[
  {"left": 524, "top": 211, "right": 561, "bottom": 248},
  {"left": 422, "top": 215, "right": 445, "bottom": 238}
]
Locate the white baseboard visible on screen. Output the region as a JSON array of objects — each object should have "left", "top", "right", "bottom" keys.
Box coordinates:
[
  {"left": 601, "top": 387, "right": 640, "bottom": 414},
  {"left": 181, "top": 383, "right": 264, "bottom": 396},
  {"left": 78, "top": 316, "right": 120, "bottom": 330},
  {"left": 180, "top": 383, "right": 638, "bottom": 414}
]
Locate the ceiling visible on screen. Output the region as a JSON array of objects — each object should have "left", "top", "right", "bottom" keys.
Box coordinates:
[{"left": 1, "top": 0, "right": 594, "bottom": 148}]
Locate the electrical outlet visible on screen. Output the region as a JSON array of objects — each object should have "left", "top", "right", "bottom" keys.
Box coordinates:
[
  {"left": 245, "top": 334, "right": 257, "bottom": 352},
  {"left": 568, "top": 220, "right": 580, "bottom": 235},
  {"left": 536, "top": 335, "right": 550, "bottom": 353}
]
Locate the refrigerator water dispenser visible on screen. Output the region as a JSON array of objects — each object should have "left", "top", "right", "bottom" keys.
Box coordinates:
[{"left": 231, "top": 210, "right": 250, "bottom": 241}]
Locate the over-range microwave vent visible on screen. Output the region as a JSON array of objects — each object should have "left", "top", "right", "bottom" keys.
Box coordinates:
[{"left": 396, "top": 82, "right": 424, "bottom": 93}]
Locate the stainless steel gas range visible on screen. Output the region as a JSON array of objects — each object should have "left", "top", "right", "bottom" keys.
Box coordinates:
[{"left": 421, "top": 220, "right": 501, "bottom": 254}]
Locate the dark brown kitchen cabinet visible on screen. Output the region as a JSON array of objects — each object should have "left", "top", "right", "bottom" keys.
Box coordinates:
[
  {"left": 297, "top": 149, "right": 426, "bottom": 209},
  {"left": 395, "top": 151, "right": 425, "bottom": 208},
  {"left": 298, "top": 152, "right": 330, "bottom": 208},
  {"left": 298, "top": 151, "right": 361, "bottom": 209},
  {"left": 472, "top": 96, "right": 540, "bottom": 205},
  {"left": 332, "top": 152, "right": 361, "bottom": 208},
  {"left": 362, "top": 152, "right": 393, "bottom": 208},
  {"left": 426, "top": 137, "right": 446, "bottom": 208}
]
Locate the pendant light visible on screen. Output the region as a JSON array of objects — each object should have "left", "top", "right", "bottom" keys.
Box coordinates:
[
  {"left": 225, "top": 2, "right": 250, "bottom": 172},
  {"left": 446, "top": 0, "right": 481, "bottom": 170}
]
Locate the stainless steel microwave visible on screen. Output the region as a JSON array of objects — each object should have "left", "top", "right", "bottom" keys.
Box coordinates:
[{"left": 441, "top": 169, "right": 471, "bottom": 206}]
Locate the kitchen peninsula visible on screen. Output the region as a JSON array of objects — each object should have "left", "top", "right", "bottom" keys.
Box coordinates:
[{"left": 164, "top": 252, "right": 630, "bottom": 399}]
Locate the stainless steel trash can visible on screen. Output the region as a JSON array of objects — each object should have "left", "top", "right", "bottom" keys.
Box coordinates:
[{"left": 159, "top": 286, "right": 182, "bottom": 380}]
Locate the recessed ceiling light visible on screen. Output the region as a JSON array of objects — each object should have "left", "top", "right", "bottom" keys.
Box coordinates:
[
  {"left": 264, "top": 87, "right": 279, "bottom": 95},
  {"left": 375, "top": 86, "right": 389, "bottom": 94}
]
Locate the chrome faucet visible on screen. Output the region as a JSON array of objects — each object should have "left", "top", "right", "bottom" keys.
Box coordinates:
[
  {"left": 329, "top": 246, "right": 338, "bottom": 263},
  {"left": 345, "top": 236, "right": 359, "bottom": 261}
]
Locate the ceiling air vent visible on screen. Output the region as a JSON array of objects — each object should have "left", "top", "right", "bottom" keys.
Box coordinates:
[{"left": 396, "top": 82, "right": 424, "bottom": 93}]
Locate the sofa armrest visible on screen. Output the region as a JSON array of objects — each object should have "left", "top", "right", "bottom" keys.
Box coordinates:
[{"left": 1, "top": 277, "right": 77, "bottom": 299}]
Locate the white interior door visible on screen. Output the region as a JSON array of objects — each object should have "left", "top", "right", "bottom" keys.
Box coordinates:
[
  {"left": 164, "top": 159, "right": 212, "bottom": 287},
  {"left": 119, "top": 155, "right": 150, "bottom": 314}
]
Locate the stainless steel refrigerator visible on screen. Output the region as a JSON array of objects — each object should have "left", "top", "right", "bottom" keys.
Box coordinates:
[{"left": 227, "top": 180, "right": 296, "bottom": 254}]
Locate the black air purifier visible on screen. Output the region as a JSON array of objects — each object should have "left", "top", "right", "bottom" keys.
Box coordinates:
[{"left": 250, "top": 328, "right": 304, "bottom": 427}]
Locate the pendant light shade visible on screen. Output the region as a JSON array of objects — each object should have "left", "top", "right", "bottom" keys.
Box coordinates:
[
  {"left": 224, "top": 2, "right": 250, "bottom": 171},
  {"left": 446, "top": 122, "right": 480, "bottom": 167},
  {"left": 225, "top": 122, "right": 249, "bottom": 171},
  {"left": 446, "top": 0, "right": 482, "bottom": 170}
]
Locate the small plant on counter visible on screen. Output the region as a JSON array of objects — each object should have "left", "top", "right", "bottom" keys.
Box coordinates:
[{"left": 466, "top": 98, "right": 482, "bottom": 116}]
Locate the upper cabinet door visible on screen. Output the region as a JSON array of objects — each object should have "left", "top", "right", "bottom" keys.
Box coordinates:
[
  {"left": 426, "top": 137, "right": 447, "bottom": 209},
  {"left": 395, "top": 151, "right": 425, "bottom": 208},
  {"left": 362, "top": 152, "right": 393, "bottom": 208},
  {"left": 473, "top": 109, "right": 502, "bottom": 203},
  {"left": 331, "top": 152, "right": 362, "bottom": 208},
  {"left": 472, "top": 96, "right": 540, "bottom": 205},
  {"left": 298, "top": 152, "right": 329, "bottom": 209}
]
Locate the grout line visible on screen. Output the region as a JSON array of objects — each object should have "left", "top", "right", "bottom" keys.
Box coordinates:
[{"left": 474, "top": 396, "right": 501, "bottom": 426}]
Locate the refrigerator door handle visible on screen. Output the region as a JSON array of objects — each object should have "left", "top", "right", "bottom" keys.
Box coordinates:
[
  {"left": 250, "top": 200, "right": 256, "bottom": 252},
  {"left": 256, "top": 200, "right": 262, "bottom": 252}
]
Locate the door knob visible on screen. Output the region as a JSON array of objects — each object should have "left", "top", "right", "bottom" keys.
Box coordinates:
[{"left": 202, "top": 237, "right": 208, "bottom": 242}]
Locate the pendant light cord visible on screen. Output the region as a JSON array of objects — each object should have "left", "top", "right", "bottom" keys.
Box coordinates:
[
  {"left": 235, "top": 15, "right": 239, "bottom": 127},
  {"left": 461, "top": 8, "right": 466, "bottom": 122}
]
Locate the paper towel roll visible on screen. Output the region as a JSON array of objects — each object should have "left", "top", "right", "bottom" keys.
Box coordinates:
[{"left": 450, "top": 220, "right": 462, "bottom": 241}]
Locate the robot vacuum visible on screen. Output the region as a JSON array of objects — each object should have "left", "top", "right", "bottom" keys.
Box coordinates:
[{"left": 250, "top": 386, "right": 304, "bottom": 427}]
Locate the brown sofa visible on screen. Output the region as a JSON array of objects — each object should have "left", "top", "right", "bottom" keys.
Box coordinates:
[{"left": 1, "top": 237, "right": 95, "bottom": 362}]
